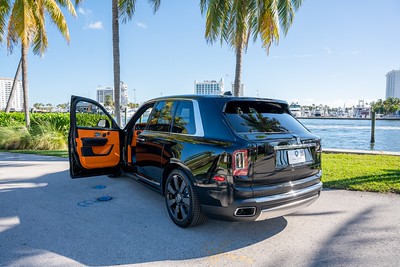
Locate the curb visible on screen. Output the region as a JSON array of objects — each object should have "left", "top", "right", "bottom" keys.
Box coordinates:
[{"left": 323, "top": 148, "right": 400, "bottom": 156}]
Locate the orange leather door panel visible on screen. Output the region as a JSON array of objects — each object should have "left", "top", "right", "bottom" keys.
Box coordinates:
[{"left": 75, "top": 129, "right": 120, "bottom": 169}]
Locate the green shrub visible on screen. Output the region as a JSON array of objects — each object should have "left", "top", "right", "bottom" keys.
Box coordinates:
[
  {"left": 30, "top": 119, "right": 68, "bottom": 150},
  {"left": 0, "top": 112, "right": 26, "bottom": 126},
  {"left": 0, "top": 111, "right": 114, "bottom": 150},
  {"left": 0, "top": 126, "right": 32, "bottom": 149}
]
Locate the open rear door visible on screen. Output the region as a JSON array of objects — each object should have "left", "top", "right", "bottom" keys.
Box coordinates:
[{"left": 68, "top": 95, "right": 122, "bottom": 178}]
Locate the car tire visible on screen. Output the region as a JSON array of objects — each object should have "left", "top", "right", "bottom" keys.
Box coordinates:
[{"left": 165, "top": 169, "right": 207, "bottom": 228}]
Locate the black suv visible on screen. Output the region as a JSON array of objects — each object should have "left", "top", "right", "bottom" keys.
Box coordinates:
[{"left": 69, "top": 95, "right": 322, "bottom": 227}]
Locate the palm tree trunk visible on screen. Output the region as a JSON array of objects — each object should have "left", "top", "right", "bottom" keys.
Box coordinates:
[
  {"left": 112, "top": 0, "right": 121, "bottom": 125},
  {"left": 234, "top": 42, "right": 243, "bottom": 97},
  {"left": 21, "top": 44, "right": 30, "bottom": 128},
  {"left": 5, "top": 58, "right": 22, "bottom": 113}
]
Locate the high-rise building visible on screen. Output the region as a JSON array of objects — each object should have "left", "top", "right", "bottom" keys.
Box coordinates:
[
  {"left": 96, "top": 86, "right": 113, "bottom": 104},
  {"left": 0, "top": 78, "right": 23, "bottom": 111},
  {"left": 194, "top": 79, "right": 224, "bottom": 95},
  {"left": 96, "top": 81, "right": 129, "bottom": 106},
  {"left": 386, "top": 69, "right": 400, "bottom": 99}
]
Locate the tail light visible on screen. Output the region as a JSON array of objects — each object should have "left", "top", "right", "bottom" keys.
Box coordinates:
[{"left": 232, "top": 149, "right": 249, "bottom": 176}]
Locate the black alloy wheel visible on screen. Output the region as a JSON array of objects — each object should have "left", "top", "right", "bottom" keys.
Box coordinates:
[{"left": 165, "top": 169, "right": 206, "bottom": 228}]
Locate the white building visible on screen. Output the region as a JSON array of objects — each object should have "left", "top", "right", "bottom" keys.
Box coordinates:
[
  {"left": 0, "top": 78, "right": 23, "bottom": 111},
  {"left": 96, "top": 81, "right": 129, "bottom": 106},
  {"left": 194, "top": 79, "right": 224, "bottom": 95},
  {"left": 386, "top": 69, "right": 400, "bottom": 99},
  {"left": 96, "top": 86, "right": 113, "bottom": 104}
]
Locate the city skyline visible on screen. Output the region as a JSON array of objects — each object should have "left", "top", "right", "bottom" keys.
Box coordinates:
[{"left": 1, "top": 0, "right": 400, "bottom": 107}]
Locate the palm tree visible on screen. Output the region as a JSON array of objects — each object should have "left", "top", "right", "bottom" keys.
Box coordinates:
[
  {"left": 384, "top": 97, "right": 400, "bottom": 115},
  {"left": 200, "top": 0, "right": 303, "bottom": 96},
  {"left": 0, "top": 0, "right": 80, "bottom": 127},
  {"left": 112, "top": 0, "right": 161, "bottom": 126}
]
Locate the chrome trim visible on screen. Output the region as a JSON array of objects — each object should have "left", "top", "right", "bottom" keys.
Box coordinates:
[
  {"left": 254, "top": 182, "right": 322, "bottom": 203},
  {"left": 125, "top": 173, "right": 161, "bottom": 186},
  {"left": 255, "top": 171, "right": 322, "bottom": 191},
  {"left": 192, "top": 100, "right": 204, "bottom": 137},
  {"left": 274, "top": 143, "right": 317, "bottom": 150},
  {"left": 255, "top": 194, "right": 320, "bottom": 221},
  {"left": 234, "top": 207, "right": 257, "bottom": 217}
]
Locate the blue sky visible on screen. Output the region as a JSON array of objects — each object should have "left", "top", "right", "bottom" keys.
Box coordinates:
[{"left": 1, "top": 0, "right": 400, "bottom": 107}]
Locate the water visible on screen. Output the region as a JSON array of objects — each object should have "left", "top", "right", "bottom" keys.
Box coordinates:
[{"left": 299, "top": 118, "right": 400, "bottom": 152}]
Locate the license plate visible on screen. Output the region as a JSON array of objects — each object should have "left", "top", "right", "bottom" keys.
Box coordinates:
[{"left": 288, "top": 149, "right": 306, "bottom": 165}]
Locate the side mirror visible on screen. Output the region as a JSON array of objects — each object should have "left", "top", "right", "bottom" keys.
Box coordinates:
[{"left": 97, "top": 119, "right": 110, "bottom": 128}]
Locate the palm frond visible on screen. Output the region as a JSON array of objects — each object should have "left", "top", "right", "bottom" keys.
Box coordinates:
[
  {"left": 32, "top": 0, "right": 48, "bottom": 54},
  {"left": 54, "top": 0, "right": 77, "bottom": 17},
  {"left": 43, "top": 0, "right": 70, "bottom": 43},
  {"left": 0, "top": 0, "right": 11, "bottom": 44},
  {"left": 148, "top": 0, "right": 161, "bottom": 13},
  {"left": 118, "top": 0, "right": 136, "bottom": 23},
  {"left": 7, "top": 0, "right": 36, "bottom": 53}
]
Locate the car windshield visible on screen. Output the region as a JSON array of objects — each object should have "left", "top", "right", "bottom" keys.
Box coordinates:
[{"left": 224, "top": 100, "right": 309, "bottom": 134}]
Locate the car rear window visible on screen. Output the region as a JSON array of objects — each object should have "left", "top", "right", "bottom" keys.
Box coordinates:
[{"left": 224, "top": 101, "right": 309, "bottom": 134}]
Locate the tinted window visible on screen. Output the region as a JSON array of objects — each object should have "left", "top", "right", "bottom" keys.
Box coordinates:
[
  {"left": 224, "top": 101, "right": 309, "bottom": 134},
  {"left": 75, "top": 101, "right": 112, "bottom": 128},
  {"left": 172, "top": 101, "right": 196, "bottom": 134},
  {"left": 147, "top": 101, "right": 177, "bottom": 132},
  {"left": 137, "top": 107, "right": 153, "bottom": 124}
]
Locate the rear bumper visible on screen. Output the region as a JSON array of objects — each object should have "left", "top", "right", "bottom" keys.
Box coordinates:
[
  {"left": 255, "top": 186, "right": 321, "bottom": 221},
  {"left": 201, "top": 172, "right": 322, "bottom": 222}
]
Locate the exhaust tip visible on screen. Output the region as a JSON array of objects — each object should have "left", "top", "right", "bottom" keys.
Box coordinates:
[{"left": 234, "top": 207, "right": 256, "bottom": 217}]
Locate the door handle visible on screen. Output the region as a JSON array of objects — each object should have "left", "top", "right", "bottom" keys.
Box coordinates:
[{"left": 136, "top": 137, "right": 146, "bottom": 143}]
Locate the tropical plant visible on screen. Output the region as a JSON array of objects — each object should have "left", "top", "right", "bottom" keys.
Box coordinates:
[
  {"left": 104, "top": 94, "right": 114, "bottom": 107},
  {"left": 111, "top": 0, "right": 161, "bottom": 126},
  {"left": 383, "top": 97, "right": 400, "bottom": 114},
  {"left": 0, "top": 0, "right": 81, "bottom": 127},
  {"left": 371, "top": 98, "right": 400, "bottom": 115},
  {"left": 200, "top": 0, "right": 303, "bottom": 96}
]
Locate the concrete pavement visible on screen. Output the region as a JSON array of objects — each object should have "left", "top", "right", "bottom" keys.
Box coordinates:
[{"left": 1, "top": 152, "right": 399, "bottom": 267}]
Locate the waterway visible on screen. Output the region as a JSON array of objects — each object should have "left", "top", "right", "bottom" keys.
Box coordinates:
[{"left": 299, "top": 118, "right": 400, "bottom": 152}]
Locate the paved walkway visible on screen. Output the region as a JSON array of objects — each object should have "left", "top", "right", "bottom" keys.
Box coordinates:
[{"left": 1, "top": 152, "right": 399, "bottom": 266}]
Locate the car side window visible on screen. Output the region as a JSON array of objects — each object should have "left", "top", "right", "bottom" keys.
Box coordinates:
[
  {"left": 172, "top": 101, "right": 196, "bottom": 135},
  {"left": 146, "top": 101, "right": 177, "bottom": 132},
  {"left": 137, "top": 107, "right": 153, "bottom": 124},
  {"left": 75, "top": 101, "right": 112, "bottom": 129}
]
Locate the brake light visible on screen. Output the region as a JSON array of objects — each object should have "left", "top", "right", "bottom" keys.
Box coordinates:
[
  {"left": 212, "top": 175, "right": 226, "bottom": 182},
  {"left": 232, "top": 149, "right": 249, "bottom": 176}
]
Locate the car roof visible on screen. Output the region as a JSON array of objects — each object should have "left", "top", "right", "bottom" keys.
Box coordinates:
[{"left": 147, "top": 94, "right": 288, "bottom": 105}]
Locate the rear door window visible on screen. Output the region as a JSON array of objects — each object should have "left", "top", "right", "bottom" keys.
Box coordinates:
[
  {"left": 224, "top": 101, "right": 309, "bottom": 134},
  {"left": 146, "top": 101, "right": 177, "bottom": 132},
  {"left": 172, "top": 101, "right": 196, "bottom": 135}
]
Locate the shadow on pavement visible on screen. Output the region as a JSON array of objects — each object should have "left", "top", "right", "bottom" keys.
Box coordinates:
[{"left": 0, "top": 160, "right": 287, "bottom": 266}]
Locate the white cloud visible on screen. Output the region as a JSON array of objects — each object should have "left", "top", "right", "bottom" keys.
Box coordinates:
[
  {"left": 78, "top": 7, "right": 92, "bottom": 16},
  {"left": 269, "top": 55, "right": 286, "bottom": 59},
  {"left": 86, "top": 21, "right": 103, "bottom": 30},
  {"left": 136, "top": 22, "right": 147, "bottom": 29}
]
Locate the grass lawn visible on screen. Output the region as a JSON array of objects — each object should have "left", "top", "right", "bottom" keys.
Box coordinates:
[
  {"left": 322, "top": 153, "right": 400, "bottom": 194},
  {"left": 1, "top": 149, "right": 399, "bottom": 194}
]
